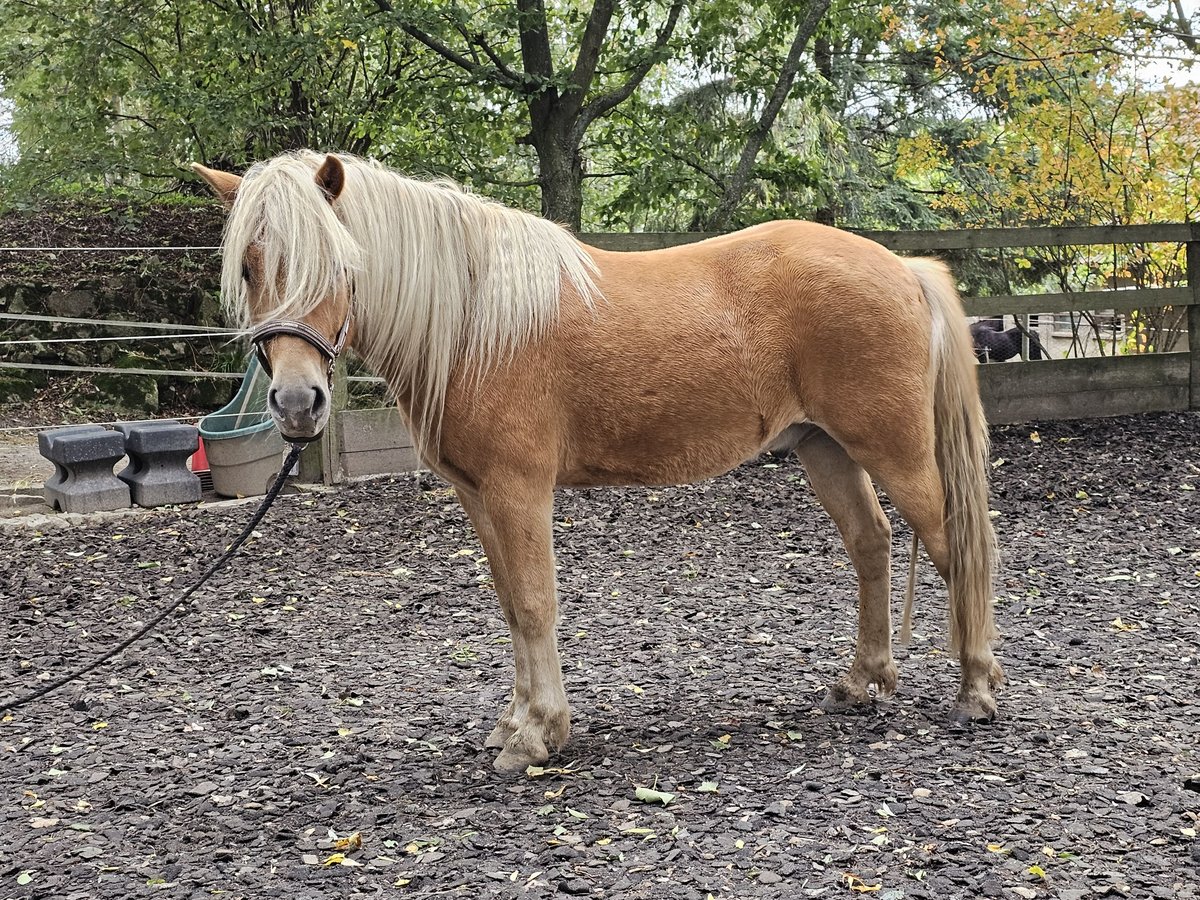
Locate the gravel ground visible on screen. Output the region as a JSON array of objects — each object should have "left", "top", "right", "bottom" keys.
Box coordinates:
[{"left": 1, "top": 412, "right": 1198, "bottom": 900}]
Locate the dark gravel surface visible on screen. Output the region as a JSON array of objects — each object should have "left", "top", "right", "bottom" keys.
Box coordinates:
[{"left": 2, "top": 412, "right": 1198, "bottom": 900}]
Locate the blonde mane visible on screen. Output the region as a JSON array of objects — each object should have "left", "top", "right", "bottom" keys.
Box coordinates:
[{"left": 219, "top": 151, "right": 599, "bottom": 449}]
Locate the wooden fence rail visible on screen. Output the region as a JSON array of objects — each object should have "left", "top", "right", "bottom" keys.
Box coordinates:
[{"left": 2, "top": 225, "right": 1196, "bottom": 481}]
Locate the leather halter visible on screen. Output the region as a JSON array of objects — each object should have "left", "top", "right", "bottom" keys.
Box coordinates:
[{"left": 250, "top": 301, "right": 353, "bottom": 387}]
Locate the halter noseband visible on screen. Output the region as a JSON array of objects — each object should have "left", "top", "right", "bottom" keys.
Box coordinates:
[{"left": 250, "top": 303, "right": 353, "bottom": 387}]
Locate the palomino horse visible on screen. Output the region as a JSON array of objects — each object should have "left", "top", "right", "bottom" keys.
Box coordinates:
[{"left": 193, "top": 152, "right": 1002, "bottom": 773}]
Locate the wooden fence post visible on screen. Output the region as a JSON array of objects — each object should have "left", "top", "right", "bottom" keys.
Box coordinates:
[
  {"left": 1188, "top": 224, "right": 1200, "bottom": 411},
  {"left": 297, "top": 357, "right": 347, "bottom": 485}
]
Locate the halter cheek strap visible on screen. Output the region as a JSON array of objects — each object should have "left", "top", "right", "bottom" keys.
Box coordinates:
[{"left": 251, "top": 305, "right": 353, "bottom": 387}]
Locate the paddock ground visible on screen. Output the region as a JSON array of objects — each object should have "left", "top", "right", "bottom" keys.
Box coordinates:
[{"left": 1, "top": 412, "right": 1198, "bottom": 899}]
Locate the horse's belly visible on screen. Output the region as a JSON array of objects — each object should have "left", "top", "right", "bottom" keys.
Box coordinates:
[{"left": 557, "top": 402, "right": 798, "bottom": 488}]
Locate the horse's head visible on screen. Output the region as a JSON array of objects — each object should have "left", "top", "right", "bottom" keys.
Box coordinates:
[{"left": 192, "top": 155, "right": 354, "bottom": 442}]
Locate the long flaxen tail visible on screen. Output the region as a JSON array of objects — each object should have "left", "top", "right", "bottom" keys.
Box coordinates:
[{"left": 900, "top": 258, "right": 998, "bottom": 656}]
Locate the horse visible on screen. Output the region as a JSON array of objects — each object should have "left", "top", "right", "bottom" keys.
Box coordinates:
[
  {"left": 970, "top": 316, "right": 1047, "bottom": 363},
  {"left": 192, "top": 151, "right": 1002, "bottom": 773}
]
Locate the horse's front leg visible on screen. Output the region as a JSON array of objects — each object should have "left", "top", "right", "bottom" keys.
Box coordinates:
[{"left": 460, "top": 481, "right": 568, "bottom": 772}]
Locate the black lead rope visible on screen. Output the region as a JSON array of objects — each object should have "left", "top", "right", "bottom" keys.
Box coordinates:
[{"left": 0, "top": 442, "right": 307, "bottom": 715}]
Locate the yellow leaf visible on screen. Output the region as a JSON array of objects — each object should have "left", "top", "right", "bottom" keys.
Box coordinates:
[
  {"left": 334, "top": 832, "right": 362, "bottom": 851},
  {"left": 1029, "top": 431, "right": 1041, "bottom": 443},
  {"left": 596, "top": 837, "right": 612, "bottom": 846},
  {"left": 1029, "top": 864, "right": 1047, "bottom": 879},
  {"left": 92, "top": 722, "right": 108, "bottom": 730},
  {"left": 987, "top": 843, "right": 1009, "bottom": 854},
  {"left": 322, "top": 853, "right": 345, "bottom": 866},
  {"left": 341, "top": 38, "right": 358, "bottom": 50},
  {"left": 624, "top": 684, "right": 644, "bottom": 695},
  {"left": 843, "top": 872, "right": 882, "bottom": 892},
  {"left": 544, "top": 785, "right": 565, "bottom": 799}
]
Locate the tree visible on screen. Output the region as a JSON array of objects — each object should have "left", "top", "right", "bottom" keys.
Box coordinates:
[
  {"left": 0, "top": 1, "right": 435, "bottom": 196},
  {"left": 371, "top": 1, "right": 833, "bottom": 230}
]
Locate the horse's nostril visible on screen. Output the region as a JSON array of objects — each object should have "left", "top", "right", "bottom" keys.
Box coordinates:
[{"left": 311, "top": 388, "right": 327, "bottom": 418}]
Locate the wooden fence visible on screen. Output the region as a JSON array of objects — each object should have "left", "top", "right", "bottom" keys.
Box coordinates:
[
  {"left": 3, "top": 225, "right": 1195, "bottom": 482},
  {"left": 305, "top": 222, "right": 1198, "bottom": 483}
]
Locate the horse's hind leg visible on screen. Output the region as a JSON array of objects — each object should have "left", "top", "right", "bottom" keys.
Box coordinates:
[
  {"left": 461, "top": 480, "right": 569, "bottom": 772},
  {"left": 853, "top": 449, "right": 1003, "bottom": 724},
  {"left": 794, "top": 430, "right": 897, "bottom": 711}
]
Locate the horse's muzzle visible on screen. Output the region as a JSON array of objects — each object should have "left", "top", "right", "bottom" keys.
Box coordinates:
[{"left": 267, "top": 382, "right": 329, "bottom": 442}]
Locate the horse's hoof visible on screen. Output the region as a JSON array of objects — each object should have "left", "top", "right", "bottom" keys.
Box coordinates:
[
  {"left": 492, "top": 728, "right": 550, "bottom": 774},
  {"left": 949, "top": 698, "right": 997, "bottom": 727},
  {"left": 821, "top": 684, "right": 874, "bottom": 714},
  {"left": 493, "top": 742, "right": 549, "bottom": 775}
]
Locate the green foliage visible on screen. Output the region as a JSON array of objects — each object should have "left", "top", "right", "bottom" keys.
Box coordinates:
[{"left": 0, "top": 0, "right": 1195, "bottom": 234}]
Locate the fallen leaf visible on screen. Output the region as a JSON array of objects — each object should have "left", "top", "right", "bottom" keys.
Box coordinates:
[
  {"left": 29, "top": 817, "right": 59, "bottom": 829},
  {"left": 16, "top": 872, "right": 33, "bottom": 886},
  {"left": 843, "top": 872, "right": 881, "bottom": 892},
  {"left": 333, "top": 832, "right": 362, "bottom": 851},
  {"left": 525, "top": 765, "right": 574, "bottom": 778},
  {"left": 635, "top": 787, "right": 675, "bottom": 806},
  {"left": 697, "top": 781, "right": 719, "bottom": 793}
]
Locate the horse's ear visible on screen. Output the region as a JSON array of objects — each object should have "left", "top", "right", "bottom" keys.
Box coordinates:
[
  {"left": 315, "top": 155, "right": 345, "bottom": 203},
  {"left": 190, "top": 163, "right": 241, "bottom": 210}
]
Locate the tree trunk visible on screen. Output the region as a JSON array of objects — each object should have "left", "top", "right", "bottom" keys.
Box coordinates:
[{"left": 534, "top": 136, "right": 584, "bottom": 229}]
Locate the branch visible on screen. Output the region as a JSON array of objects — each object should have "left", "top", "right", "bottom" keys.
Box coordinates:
[
  {"left": 704, "top": 0, "right": 832, "bottom": 230},
  {"left": 560, "top": 0, "right": 615, "bottom": 122},
  {"left": 1169, "top": 0, "right": 1197, "bottom": 52},
  {"left": 473, "top": 32, "right": 526, "bottom": 88},
  {"left": 573, "top": 0, "right": 685, "bottom": 141},
  {"left": 516, "top": 0, "right": 554, "bottom": 81},
  {"left": 371, "top": 0, "right": 528, "bottom": 91}
]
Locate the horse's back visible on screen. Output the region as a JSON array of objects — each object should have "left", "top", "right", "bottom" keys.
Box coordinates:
[{"left": 442, "top": 219, "right": 940, "bottom": 488}]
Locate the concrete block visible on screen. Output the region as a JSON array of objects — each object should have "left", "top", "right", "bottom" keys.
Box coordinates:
[
  {"left": 115, "top": 420, "right": 202, "bottom": 508},
  {"left": 39, "top": 425, "right": 131, "bottom": 514}
]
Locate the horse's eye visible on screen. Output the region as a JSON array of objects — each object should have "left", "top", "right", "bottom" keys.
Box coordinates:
[{"left": 241, "top": 263, "right": 252, "bottom": 285}]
